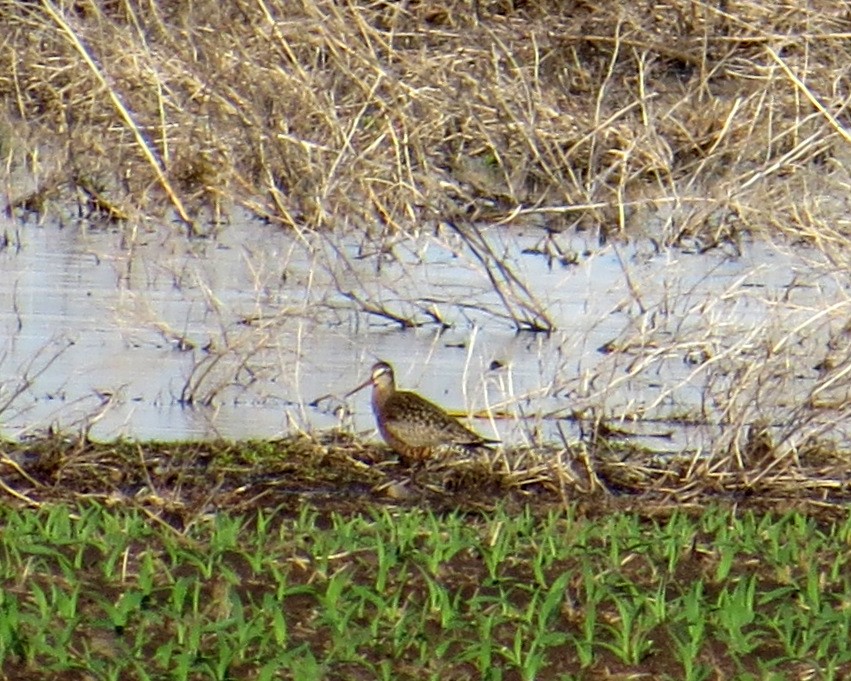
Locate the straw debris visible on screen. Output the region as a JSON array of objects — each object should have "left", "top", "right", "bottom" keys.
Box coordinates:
[
  {"left": 1, "top": 0, "right": 849, "bottom": 241},
  {"left": 1, "top": 433, "right": 849, "bottom": 522}
]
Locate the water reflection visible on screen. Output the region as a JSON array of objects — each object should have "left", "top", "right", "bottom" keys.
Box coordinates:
[{"left": 0, "top": 212, "right": 848, "bottom": 454}]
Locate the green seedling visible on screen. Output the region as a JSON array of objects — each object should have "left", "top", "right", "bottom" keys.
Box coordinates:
[
  {"left": 714, "top": 574, "right": 760, "bottom": 655},
  {"left": 3, "top": 500, "right": 851, "bottom": 678},
  {"left": 670, "top": 580, "right": 709, "bottom": 681},
  {"left": 599, "top": 589, "right": 657, "bottom": 665}
]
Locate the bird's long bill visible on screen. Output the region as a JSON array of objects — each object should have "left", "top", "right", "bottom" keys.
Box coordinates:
[{"left": 344, "top": 376, "right": 372, "bottom": 398}]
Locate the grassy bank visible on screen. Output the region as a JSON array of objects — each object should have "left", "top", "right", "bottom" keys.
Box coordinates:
[
  {"left": 2, "top": 501, "right": 851, "bottom": 680},
  {"left": 2, "top": 434, "right": 850, "bottom": 519},
  {"left": 2, "top": 1, "right": 850, "bottom": 246}
]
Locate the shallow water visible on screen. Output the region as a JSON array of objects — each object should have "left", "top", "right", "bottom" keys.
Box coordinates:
[{"left": 1, "top": 211, "right": 848, "bottom": 454}]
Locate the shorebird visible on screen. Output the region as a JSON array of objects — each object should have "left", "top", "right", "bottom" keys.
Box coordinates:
[{"left": 346, "top": 360, "right": 498, "bottom": 465}]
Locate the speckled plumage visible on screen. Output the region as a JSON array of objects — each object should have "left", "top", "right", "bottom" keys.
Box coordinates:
[{"left": 350, "top": 361, "right": 497, "bottom": 465}]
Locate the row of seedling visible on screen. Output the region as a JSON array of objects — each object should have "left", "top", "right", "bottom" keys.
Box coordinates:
[{"left": 1, "top": 504, "right": 851, "bottom": 679}]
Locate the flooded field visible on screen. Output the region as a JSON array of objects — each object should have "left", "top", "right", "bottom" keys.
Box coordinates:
[{"left": 1, "top": 211, "right": 849, "bottom": 455}]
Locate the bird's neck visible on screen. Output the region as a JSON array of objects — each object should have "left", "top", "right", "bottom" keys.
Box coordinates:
[{"left": 372, "top": 387, "right": 391, "bottom": 412}]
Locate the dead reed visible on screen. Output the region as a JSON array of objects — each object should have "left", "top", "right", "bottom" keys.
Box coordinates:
[{"left": 1, "top": 0, "right": 850, "bottom": 245}]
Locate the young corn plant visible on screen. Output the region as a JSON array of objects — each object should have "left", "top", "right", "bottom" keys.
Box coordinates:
[
  {"left": 477, "top": 528, "right": 513, "bottom": 584},
  {"left": 502, "top": 624, "right": 549, "bottom": 681},
  {"left": 572, "top": 559, "right": 604, "bottom": 668},
  {"left": 370, "top": 529, "right": 398, "bottom": 594},
  {"left": 670, "top": 580, "right": 710, "bottom": 681},
  {"left": 514, "top": 571, "right": 572, "bottom": 678},
  {"left": 421, "top": 572, "right": 458, "bottom": 631},
  {"left": 0, "top": 591, "right": 23, "bottom": 664},
  {"left": 714, "top": 574, "right": 760, "bottom": 656},
  {"left": 467, "top": 611, "right": 498, "bottom": 678},
  {"left": 658, "top": 511, "right": 697, "bottom": 574},
  {"left": 598, "top": 588, "right": 657, "bottom": 665}
]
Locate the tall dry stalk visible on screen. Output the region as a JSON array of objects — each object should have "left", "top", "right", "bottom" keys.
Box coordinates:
[{"left": 0, "top": 0, "right": 845, "bottom": 245}]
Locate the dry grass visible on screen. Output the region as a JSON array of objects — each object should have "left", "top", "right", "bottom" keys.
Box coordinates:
[
  {"left": 1, "top": 432, "right": 849, "bottom": 523},
  {"left": 2, "top": 0, "right": 850, "bottom": 243}
]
